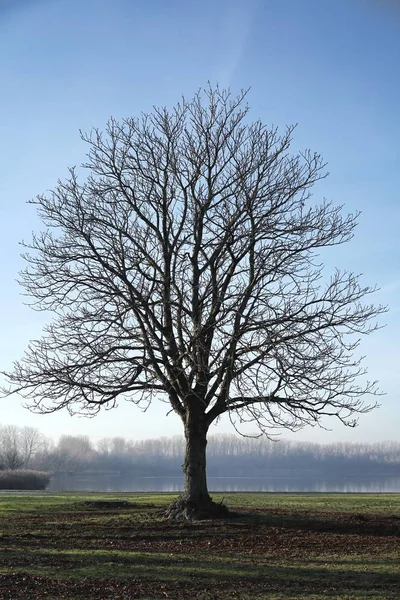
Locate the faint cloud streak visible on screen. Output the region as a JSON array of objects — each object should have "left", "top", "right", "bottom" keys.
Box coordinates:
[{"left": 214, "top": 0, "right": 259, "bottom": 87}]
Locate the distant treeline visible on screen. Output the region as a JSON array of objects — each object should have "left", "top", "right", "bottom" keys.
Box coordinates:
[{"left": 0, "top": 425, "right": 399, "bottom": 478}]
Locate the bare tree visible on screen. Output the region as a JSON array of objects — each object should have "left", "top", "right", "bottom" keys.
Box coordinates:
[
  {"left": 0, "top": 426, "right": 44, "bottom": 470},
  {"left": 55, "top": 434, "right": 95, "bottom": 471},
  {"left": 2, "top": 86, "right": 385, "bottom": 518}
]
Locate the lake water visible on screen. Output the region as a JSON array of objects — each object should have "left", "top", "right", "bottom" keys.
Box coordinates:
[{"left": 48, "top": 473, "right": 400, "bottom": 493}]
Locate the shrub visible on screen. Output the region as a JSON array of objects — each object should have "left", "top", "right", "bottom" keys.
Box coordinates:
[{"left": 0, "top": 469, "right": 50, "bottom": 490}]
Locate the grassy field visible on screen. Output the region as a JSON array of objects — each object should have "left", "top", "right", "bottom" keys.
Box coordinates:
[{"left": 0, "top": 492, "right": 399, "bottom": 599}]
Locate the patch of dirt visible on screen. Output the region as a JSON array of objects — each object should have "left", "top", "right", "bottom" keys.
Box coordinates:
[
  {"left": 83, "top": 500, "right": 156, "bottom": 509},
  {"left": 0, "top": 573, "right": 231, "bottom": 600},
  {"left": 0, "top": 573, "right": 295, "bottom": 600},
  {"left": 0, "top": 504, "right": 399, "bottom": 598}
]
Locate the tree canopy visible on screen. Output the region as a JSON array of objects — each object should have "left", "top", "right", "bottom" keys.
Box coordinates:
[{"left": 2, "top": 86, "right": 385, "bottom": 518}]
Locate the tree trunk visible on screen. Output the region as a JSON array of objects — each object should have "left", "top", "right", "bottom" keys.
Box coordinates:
[
  {"left": 182, "top": 413, "right": 210, "bottom": 505},
  {"left": 165, "top": 408, "right": 229, "bottom": 520}
]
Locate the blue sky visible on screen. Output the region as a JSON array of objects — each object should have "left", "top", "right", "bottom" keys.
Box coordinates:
[{"left": 0, "top": 0, "right": 399, "bottom": 444}]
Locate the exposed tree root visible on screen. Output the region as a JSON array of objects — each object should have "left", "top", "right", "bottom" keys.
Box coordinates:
[{"left": 165, "top": 495, "right": 230, "bottom": 521}]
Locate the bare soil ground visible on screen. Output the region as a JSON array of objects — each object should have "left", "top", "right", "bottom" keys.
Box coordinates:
[{"left": 0, "top": 493, "right": 399, "bottom": 599}]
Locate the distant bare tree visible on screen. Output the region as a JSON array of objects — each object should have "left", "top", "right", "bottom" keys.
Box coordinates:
[
  {"left": 55, "top": 435, "right": 94, "bottom": 471},
  {"left": 1, "top": 86, "right": 385, "bottom": 518},
  {"left": 0, "top": 426, "right": 44, "bottom": 470}
]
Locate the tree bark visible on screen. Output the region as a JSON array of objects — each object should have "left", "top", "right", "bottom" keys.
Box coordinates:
[{"left": 182, "top": 412, "right": 210, "bottom": 505}]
